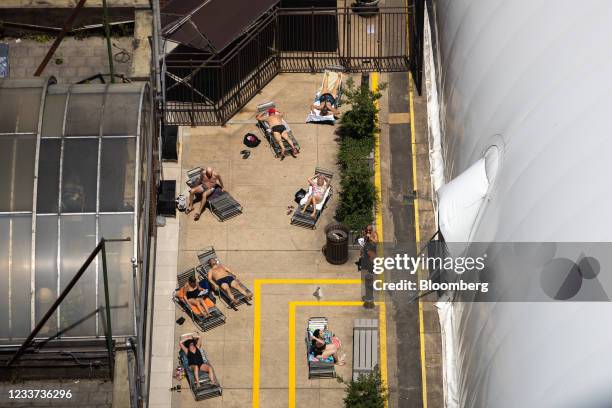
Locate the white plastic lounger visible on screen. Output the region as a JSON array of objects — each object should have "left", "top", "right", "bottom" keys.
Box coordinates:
[
  {"left": 256, "top": 101, "right": 300, "bottom": 159},
  {"left": 306, "top": 68, "right": 344, "bottom": 124}
]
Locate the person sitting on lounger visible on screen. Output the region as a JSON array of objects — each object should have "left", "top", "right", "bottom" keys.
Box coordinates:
[
  {"left": 311, "top": 329, "right": 345, "bottom": 365},
  {"left": 186, "top": 167, "right": 224, "bottom": 221},
  {"left": 183, "top": 276, "right": 211, "bottom": 318},
  {"left": 301, "top": 174, "right": 329, "bottom": 218},
  {"left": 311, "top": 72, "right": 343, "bottom": 117},
  {"left": 207, "top": 258, "right": 253, "bottom": 305},
  {"left": 256, "top": 108, "right": 299, "bottom": 159},
  {"left": 179, "top": 335, "right": 216, "bottom": 385}
]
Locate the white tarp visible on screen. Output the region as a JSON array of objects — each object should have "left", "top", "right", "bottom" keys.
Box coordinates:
[
  {"left": 436, "top": 295, "right": 459, "bottom": 408},
  {"left": 437, "top": 158, "right": 489, "bottom": 243}
]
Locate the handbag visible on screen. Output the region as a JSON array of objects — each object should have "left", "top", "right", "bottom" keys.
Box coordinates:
[
  {"left": 294, "top": 188, "right": 307, "bottom": 204},
  {"left": 243, "top": 133, "right": 261, "bottom": 147}
]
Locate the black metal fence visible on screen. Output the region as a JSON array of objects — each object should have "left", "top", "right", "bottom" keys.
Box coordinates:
[{"left": 163, "top": 7, "right": 411, "bottom": 126}]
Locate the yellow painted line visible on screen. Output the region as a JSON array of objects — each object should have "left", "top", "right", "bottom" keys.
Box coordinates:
[
  {"left": 411, "top": 72, "right": 428, "bottom": 408},
  {"left": 252, "top": 279, "right": 361, "bottom": 408},
  {"left": 371, "top": 72, "right": 384, "bottom": 244},
  {"left": 371, "top": 71, "right": 388, "bottom": 407},
  {"left": 404, "top": 0, "right": 427, "bottom": 404},
  {"left": 288, "top": 301, "right": 387, "bottom": 408},
  {"left": 252, "top": 281, "right": 263, "bottom": 407}
]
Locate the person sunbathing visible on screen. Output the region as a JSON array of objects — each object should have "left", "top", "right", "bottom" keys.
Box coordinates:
[
  {"left": 311, "top": 72, "right": 343, "bottom": 117},
  {"left": 301, "top": 174, "right": 329, "bottom": 218},
  {"left": 186, "top": 167, "right": 224, "bottom": 221},
  {"left": 207, "top": 258, "right": 252, "bottom": 305},
  {"left": 183, "top": 276, "right": 211, "bottom": 318},
  {"left": 256, "top": 108, "right": 299, "bottom": 159},
  {"left": 179, "top": 335, "right": 216, "bottom": 385},
  {"left": 311, "top": 329, "right": 345, "bottom": 365}
]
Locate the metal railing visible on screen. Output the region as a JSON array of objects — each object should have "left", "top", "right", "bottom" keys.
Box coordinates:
[
  {"left": 162, "top": 6, "right": 411, "bottom": 126},
  {"left": 5, "top": 237, "right": 130, "bottom": 379}
]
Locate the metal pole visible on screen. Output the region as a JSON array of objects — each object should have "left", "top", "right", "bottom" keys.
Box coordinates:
[
  {"left": 101, "top": 0, "right": 115, "bottom": 83},
  {"left": 311, "top": 7, "right": 315, "bottom": 72},
  {"left": 33, "top": 0, "right": 87, "bottom": 76},
  {"left": 131, "top": 258, "right": 139, "bottom": 339},
  {"left": 7, "top": 238, "right": 104, "bottom": 366},
  {"left": 101, "top": 239, "right": 115, "bottom": 378}
]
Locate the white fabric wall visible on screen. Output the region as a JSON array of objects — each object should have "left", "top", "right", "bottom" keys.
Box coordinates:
[{"left": 434, "top": 0, "right": 612, "bottom": 406}]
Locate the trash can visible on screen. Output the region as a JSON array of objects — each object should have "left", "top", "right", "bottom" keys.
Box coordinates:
[{"left": 323, "top": 223, "right": 350, "bottom": 265}]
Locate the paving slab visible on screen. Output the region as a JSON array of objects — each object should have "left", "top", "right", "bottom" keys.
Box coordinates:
[{"left": 168, "top": 73, "right": 400, "bottom": 408}]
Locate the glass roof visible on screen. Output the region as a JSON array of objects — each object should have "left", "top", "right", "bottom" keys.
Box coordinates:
[{"left": 0, "top": 78, "right": 148, "bottom": 340}]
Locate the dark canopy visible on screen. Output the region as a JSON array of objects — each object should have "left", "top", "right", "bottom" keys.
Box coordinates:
[{"left": 162, "top": 0, "right": 279, "bottom": 53}]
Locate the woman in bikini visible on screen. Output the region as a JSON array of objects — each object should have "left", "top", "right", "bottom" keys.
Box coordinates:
[
  {"left": 183, "top": 276, "right": 210, "bottom": 318},
  {"left": 302, "top": 174, "right": 328, "bottom": 218},
  {"left": 311, "top": 329, "right": 345, "bottom": 365}
]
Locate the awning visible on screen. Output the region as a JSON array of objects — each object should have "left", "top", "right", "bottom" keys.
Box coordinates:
[{"left": 161, "top": 0, "right": 279, "bottom": 53}]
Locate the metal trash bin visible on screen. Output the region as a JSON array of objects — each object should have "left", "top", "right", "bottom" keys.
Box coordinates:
[{"left": 323, "top": 223, "right": 350, "bottom": 265}]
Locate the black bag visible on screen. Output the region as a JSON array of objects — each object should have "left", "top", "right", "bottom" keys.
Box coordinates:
[
  {"left": 243, "top": 133, "right": 261, "bottom": 147},
  {"left": 294, "top": 188, "right": 307, "bottom": 204}
]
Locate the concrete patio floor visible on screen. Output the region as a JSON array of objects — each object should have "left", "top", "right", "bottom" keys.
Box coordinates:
[{"left": 167, "top": 72, "right": 391, "bottom": 408}]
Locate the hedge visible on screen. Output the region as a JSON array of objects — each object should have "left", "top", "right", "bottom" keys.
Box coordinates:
[{"left": 335, "top": 78, "right": 384, "bottom": 231}]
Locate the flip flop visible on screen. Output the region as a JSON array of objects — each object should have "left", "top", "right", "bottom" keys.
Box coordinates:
[
  {"left": 194, "top": 213, "right": 201, "bottom": 221},
  {"left": 241, "top": 150, "right": 251, "bottom": 159}
]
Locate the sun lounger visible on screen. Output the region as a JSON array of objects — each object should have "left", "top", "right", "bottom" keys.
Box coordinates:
[
  {"left": 291, "top": 167, "right": 334, "bottom": 229},
  {"left": 256, "top": 101, "right": 301, "bottom": 159},
  {"left": 305, "top": 317, "right": 336, "bottom": 379},
  {"left": 306, "top": 66, "right": 344, "bottom": 124},
  {"left": 197, "top": 246, "right": 253, "bottom": 311},
  {"left": 185, "top": 167, "right": 243, "bottom": 221},
  {"left": 173, "top": 268, "right": 226, "bottom": 332},
  {"left": 178, "top": 333, "right": 222, "bottom": 400}
]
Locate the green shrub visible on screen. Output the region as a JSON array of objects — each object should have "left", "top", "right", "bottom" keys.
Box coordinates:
[
  {"left": 339, "top": 78, "right": 384, "bottom": 140},
  {"left": 336, "top": 162, "right": 375, "bottom": 230},
  {"left": 342, "top": 369, "right": 388, "bottom": 408},
  {"left": 338, "top": 136, "right": 373, "bottom": 170},
  {"left": 335, "top": 77, "right": 384, "bottom": 231}
]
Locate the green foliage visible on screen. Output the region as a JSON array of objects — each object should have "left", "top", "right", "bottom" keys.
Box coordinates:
[
  {"left": 339, "top": 77, "right": 385, "bottom": 140},
  {"left": 337, "top": 136, "right": 373, "bottom": 170},
  {"left": 341, "top": 370, "right": 388, "bottom": 408},
  {"left": 335, "top": 77, "right": 384, "bottom": 231}
]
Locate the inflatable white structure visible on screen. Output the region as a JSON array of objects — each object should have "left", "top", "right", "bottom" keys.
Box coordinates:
[{"left": 430, "top": 0, "right": 612, "bottom": 406}]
